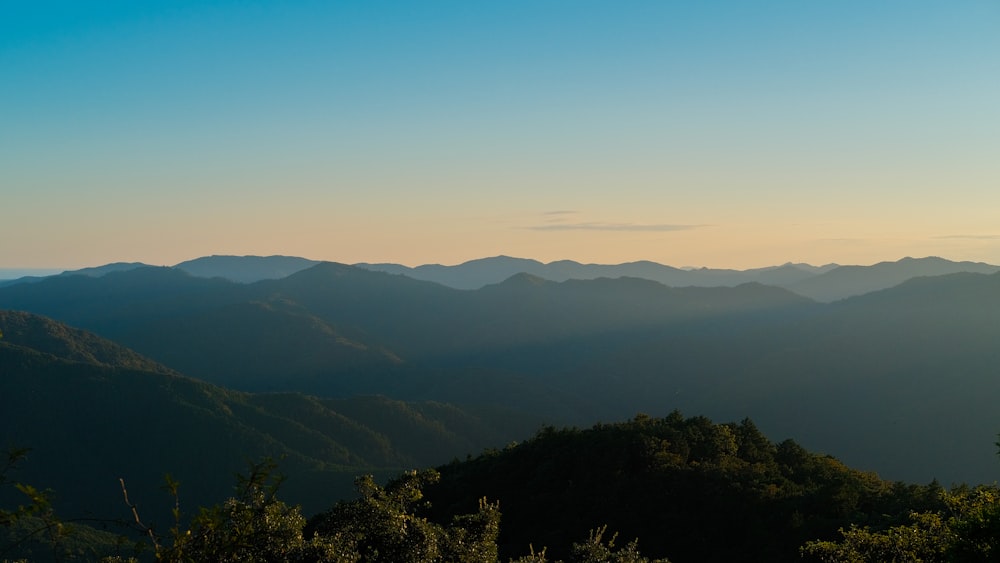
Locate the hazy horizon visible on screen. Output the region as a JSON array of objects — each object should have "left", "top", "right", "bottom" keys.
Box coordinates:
[
  {"left": 4, "top": 1, "right": 998, "bottom": 270},
  {"left": 3, "top": 252, "right": 998, "bottom": 282}
]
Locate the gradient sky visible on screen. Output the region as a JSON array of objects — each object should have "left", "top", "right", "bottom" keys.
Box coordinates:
[{"left": 3, "top": 1, "right": 999, "bottom": 270}]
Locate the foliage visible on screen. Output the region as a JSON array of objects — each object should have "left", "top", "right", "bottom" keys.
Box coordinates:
[
  {"left": 801, "top": 486, "right": 1000, "bottom": 562},
  {"left": 508, "top": 526, "right": 669, "bottom": 563},
  {"left": 564, "top": 526, "right": 668, "bottom": 563},
  {"left": 1, "top": 448, "right": 65, "bottom": 562},
  {"left": 149, "top": 463, "right": 663, "bottom": 563},
  {"left": 307, "top": 469, "right": 501, "bottom": 563},
  {"left": 135, "top": 459, "right": 347, "bottom": 563},
  {"left": 2, "top": 448, "right": 135, "bottom": 563}
]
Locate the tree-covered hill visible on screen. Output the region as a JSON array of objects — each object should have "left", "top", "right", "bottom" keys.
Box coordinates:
[
  {"left": 422, "top": 413, "right": 946, "bottom": 563},
  {"left": 0, "top": 311, "right": 540, "bottom": 524},
  {"left": 0, "top": 310, "right": 173, "bottom": 374}
]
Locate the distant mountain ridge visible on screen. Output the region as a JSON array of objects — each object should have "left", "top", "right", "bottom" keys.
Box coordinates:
[
  {"left": 785, "top": 256, "right": 1000, "bottom": 301},
  {"left": 3, "top": 255, "right": 997, "bottom": 301},
  {"left": 356, "top": 255, "right": 999, "bottom": 301},
  {"left": 355, "top": 256, "right": 839, "bottom": 291},
  {"left": 0, "top": 262, "right": 150, "bottom": 288}
]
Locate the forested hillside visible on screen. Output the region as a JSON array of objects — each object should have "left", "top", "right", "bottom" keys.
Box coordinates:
[{"left": 0, "top": 312, "right": 539, "bottom": 524}]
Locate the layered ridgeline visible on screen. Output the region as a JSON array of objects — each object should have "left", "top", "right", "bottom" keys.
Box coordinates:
[
  {"left": 0, "top": 311, "right": 541, "bottom": 523},
  {"left": 355, "top": 255, "right": 999, "bottom": 301},
  {"left": 0, "top": 262, "right": 812, "bottom": 395},
  {"left": 5, "top": 254, "right": 996, "bottom": 302},
  {"left": 2, "top": 260, "right": 1000, "bottom": 484}
]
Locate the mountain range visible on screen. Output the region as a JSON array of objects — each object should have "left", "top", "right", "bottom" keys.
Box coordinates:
[
  {"left": 5, "top": 254, "right": 998, "bottom": 302},
  {"left": 355, "top": 255, "right": 1000, "bottom": 301},
  {"left": 3, "top": 255, "right": 1000, "bottom": 486}
]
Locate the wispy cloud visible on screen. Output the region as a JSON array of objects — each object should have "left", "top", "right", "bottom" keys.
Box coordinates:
[
  {"left": 933, "top": 234, "right": 1000, "bottom": 240},
  {"left": 528, "top": 222, "right": 706, "bottom": 232},
  {"left": 542, "top": 210, "right": 579, "bottom": 216},
  {"left": 816, "top": 237, "right": 872, "bottom": 243}
]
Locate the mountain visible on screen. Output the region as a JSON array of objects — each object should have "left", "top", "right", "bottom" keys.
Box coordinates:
[
  {"left": 565, "top": 270, "right": 1000, "bottom": 484},
  {"left": 356, "top": 256, "right": 551, "bottom": 290},
  {"left": 3, "top": 261, "right": 1000, "bottom": 484},
  {"left": 7, "top": 253, "right": 990, "bottom": 299},
  {"left": 0, "top": 269, "right": 62, "bottom": 285},
  {"left": 0, "top": 262, "right": 811, "bottom": 390},
  {"left": 0, "top": 266, "right": 248, "bottom": 334},
  {"left": 264, "top": 263, "right": 813, "bottom": 361},
  {"left": 0, "top": 310, "right": 174, "bottom": 374},
  {"left": 0, "top": 311, "right": 541, "bottom": 522},
  {"left": 358, "top": 255, "right": 1000, "bottom": 302},
  {"left": 118, "top": 299, "right": 403, "bottom": 394},
  {"left": 174, "top": 254, "right": 320, "bottom": 283},
  {"left": 61, "top": 262, "right": 150, "bottom": 278},
  {"left": 356, "top": 255, "right": 827, "bottom": 290},
  {"left": 786, "top": 256, "right": 1000, "bottom": 302},
  {"left": 0, "top": 263, "right": 149, "bottom": 288}
]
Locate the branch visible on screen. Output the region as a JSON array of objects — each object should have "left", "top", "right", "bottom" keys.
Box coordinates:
[{"left": 119, "top": 478, "right": 160, "bottom": 551}]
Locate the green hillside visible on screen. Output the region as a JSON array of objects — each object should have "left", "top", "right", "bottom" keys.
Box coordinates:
[{"left": 0, "top": 312, "right": 539, "bottom": 524}]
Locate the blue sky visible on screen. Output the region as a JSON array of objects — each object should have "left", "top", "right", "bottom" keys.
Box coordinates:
[{"left": 3, "top": 1, "right": 998, "bottom": 269}]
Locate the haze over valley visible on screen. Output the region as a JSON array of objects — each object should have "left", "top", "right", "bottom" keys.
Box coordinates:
[{"left": 4, "top": 253, "right": 1000, "bottom": 484}]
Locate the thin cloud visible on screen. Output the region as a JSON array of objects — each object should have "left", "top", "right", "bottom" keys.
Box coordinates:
[
  {"left": 815, "top": 237, "right": 873, "bottom": 244},
  {"left": 528, "top": 222, "right": 706, "bottom": 232},
  {"left": 542, "top": 210, "right": 579, "bottom": 216}
]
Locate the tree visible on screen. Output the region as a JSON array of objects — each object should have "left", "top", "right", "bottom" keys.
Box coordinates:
[
  {"left": 307, "top": 469, "right": 500, "bottom": 563},
  {"left": 135, "top": 459, "right": 351, "bottom": 563},
  {"left": 1, "top": 448, "right": 72, "bottom": 562},
  {"left": 801, "top": 487, "right": 1000, "bottom": 563}
]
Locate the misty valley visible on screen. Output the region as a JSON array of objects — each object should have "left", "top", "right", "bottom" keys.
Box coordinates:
[{"left": 3, "top": 254, "right": 1000, "bottom": 562}]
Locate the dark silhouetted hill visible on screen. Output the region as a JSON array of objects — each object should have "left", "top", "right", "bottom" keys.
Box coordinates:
[{"left": 423, "top": 413, "right": 945, "bottom": 563}]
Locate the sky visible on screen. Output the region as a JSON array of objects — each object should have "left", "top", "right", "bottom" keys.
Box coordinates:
[{"left": 2, "top": 1, "right": 999, "bottom": 270}]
